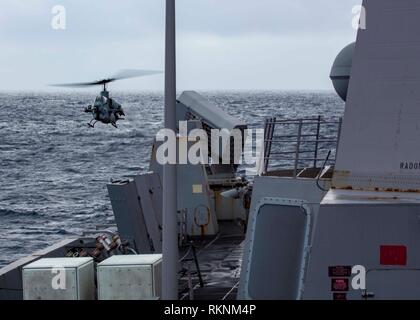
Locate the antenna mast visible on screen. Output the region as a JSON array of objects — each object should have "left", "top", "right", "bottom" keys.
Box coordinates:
[{"left": 162, "top": 0, "right": 178, "bottom": 299}]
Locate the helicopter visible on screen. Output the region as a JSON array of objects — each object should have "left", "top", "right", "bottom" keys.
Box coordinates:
[{"left": 51, "top": 69, "right": 161, "bottom": 128}]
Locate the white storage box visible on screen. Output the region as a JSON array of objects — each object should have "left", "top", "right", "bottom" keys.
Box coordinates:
[
  {"left": 22, "top": 257, "right": 95, "bottom": 300},
  {"left": 97, "top": 254, "right": 162, "bottom": 300}
]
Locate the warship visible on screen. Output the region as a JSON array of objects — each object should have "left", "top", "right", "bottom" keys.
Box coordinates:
[{"left": 2, "top": 0, "right": 420, "bottom": 300}]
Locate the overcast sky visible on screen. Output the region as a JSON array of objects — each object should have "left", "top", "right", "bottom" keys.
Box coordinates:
[{"left": 0, "top": 0, "right": 360, "bottom": 91}]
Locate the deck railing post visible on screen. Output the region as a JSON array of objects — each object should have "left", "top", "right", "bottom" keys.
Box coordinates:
[
  {"left": 294, "top": 120, "right": 303, "bottom": 178},
  {"left": 313, "top": 115, "right": 321, "bottom": 168},
  {"left": 264, "top": 117, "right": 276, "bottom": 173},
  {"left": 335, "top": 117, "right": 343, "bottom": 163},
  {"left": 263, "top": 118, "right": 269, "bottom": 173}
]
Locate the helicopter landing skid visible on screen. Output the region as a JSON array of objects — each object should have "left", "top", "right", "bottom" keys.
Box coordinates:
[{"left": 87, "top": 120, "right": 97, "bottom": 128}]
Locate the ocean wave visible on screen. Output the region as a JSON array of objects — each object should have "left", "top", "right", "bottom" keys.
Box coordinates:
[{"left": 0, "top": 209, "right": 41, "bottom": 217}]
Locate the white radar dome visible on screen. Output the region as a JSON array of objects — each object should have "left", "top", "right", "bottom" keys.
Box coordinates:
[{"left": 330, "top": 42, "right": 355, "bottom": 101}]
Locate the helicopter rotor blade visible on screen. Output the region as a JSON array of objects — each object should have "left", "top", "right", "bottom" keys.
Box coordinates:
[
  {"left": 49, "top": 79, "right": 113, "bottom": 88},
  {"left": 110, "top": 69, "right": 162, "bottom": 81},
  {"left": 49, "top": 69, "right": 162, "bottom": 88}
]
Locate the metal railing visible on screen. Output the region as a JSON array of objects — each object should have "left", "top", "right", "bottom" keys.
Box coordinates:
[{"left": 263, "top": 116, "right": 342, "bottom": 177}]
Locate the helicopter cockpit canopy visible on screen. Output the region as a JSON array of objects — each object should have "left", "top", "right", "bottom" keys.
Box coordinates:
[{"left": 94, "top": 95, "right": 108, "bottom": 107}]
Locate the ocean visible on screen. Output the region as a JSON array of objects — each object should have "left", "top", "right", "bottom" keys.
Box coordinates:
[{"left": 0, "top": 91, "right": 344, "bottom": 267}]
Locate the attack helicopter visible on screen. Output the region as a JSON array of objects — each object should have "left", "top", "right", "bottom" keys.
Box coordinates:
[{"left": 51, "top": 69, "right": 161, "bottom": 128}]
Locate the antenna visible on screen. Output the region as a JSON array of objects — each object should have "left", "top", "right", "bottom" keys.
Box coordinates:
[{"left": 162, "top": 0, "right": 178, "bottom": 299}]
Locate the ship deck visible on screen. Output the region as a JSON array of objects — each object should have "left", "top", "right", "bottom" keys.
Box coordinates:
[{"left": 179, "top": 222, "right": 245, "bottom": 300}]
